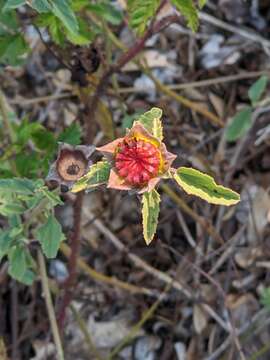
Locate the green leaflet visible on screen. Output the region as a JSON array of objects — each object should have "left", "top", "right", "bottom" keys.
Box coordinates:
[
  {"left": 36, "top": 214, "right": 65, "bottom": 258},
  {"left": 199, "top": 0, "right": 207, "bottom": 8},
  {"left": 127, "top": 0, "right": 160, "bottom": 35},
  {"left": 171, "top": 0, "right": 199, "bottom": 31},
  {"left": 49, "top": 0, "right": 79, "bottom": 36},
  {"left": 248, "top": 75, "right": 268, "bottom": 105},
  {"left": 174, "top": 167, "right": 240, "bottom": 206},
  {"left": 58, "top": 123, "right": 82, "bottom": 145},
  {"left": 138, "top": 107, "right": 163, "bottom": 140},
  {"left": 0, "top": 178, "right": 36, "bottom": 195},
  {"left": 225, "top": 107, "right": 252, "bottom": 142},
  {"left": 3, "top": 0, "right": 25, "bottom": 11},
  {"left": 142, "top": 189, "right": 160, "bottom": 245},
  {"left": 30, "top": 0, "right": 52, "bottom": 13},
  {"left": 72, "top": 160, "right": 111, "bottom": 193},
  {"left": 8, "top": 246, "right": 27, "bottom": 278}
]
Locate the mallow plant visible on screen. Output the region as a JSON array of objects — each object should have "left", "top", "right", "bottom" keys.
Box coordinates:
[
  {"left": 0, "top": 107, "right": 240, "bottom": 285},
  {"left": 71, "top": 107, "right": 240, "bottom": 244}
]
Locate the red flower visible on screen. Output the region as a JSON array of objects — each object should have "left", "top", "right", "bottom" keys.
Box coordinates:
[{"left": 97, "top": 122, "right": 176, "bottom": 193}]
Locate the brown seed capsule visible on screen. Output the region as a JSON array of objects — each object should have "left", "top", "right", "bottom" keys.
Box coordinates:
[{"left": 47, "top": 143, "right": 95, "bottom": 191}]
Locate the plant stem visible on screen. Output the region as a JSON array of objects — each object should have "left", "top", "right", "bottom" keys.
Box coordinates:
[
  {"left": 38, "top": 250, "right": 64, "bottom": 360},
  {"left": 0, "top": 89, "right": 16, "bottom": 143},
  {"left": 70, "top": 304, "right": 104, "bottom": 360}
]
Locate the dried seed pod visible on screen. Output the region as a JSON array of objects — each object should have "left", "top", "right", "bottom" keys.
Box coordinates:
[
  {"left": 47, "top": 143, "right": 95, "bottom": 191},
  {"left": 71, "top": 45, "right": 101, "bottom": 86}
]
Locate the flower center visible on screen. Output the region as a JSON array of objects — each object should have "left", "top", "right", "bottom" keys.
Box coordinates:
[
  {"left": 115, "top": 139, "right": 160, "bottom": 185},
  {"left": 67, "top": 163, "right": 80, "bottom": 175}
]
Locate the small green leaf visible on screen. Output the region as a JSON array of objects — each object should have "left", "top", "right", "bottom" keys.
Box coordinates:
[
  {"left": 8, "top": 246, "right": 27, "bottom": 280},
  {"left": 31, "top": 127, "right": 57, "bottom": 152},
  {"left": 87, "top": 2, "right": 123, "bottom": 25},
  {"left": 72, "top": 160, "right": 111, "bottom": 192},
  {"left": 199, "top": 0, "right": 207, "bottom": 8},
  {"left": 36, "top": 214, "right": 65, "bottom": 258},
  {"left": 65, "top": 17, "right": 93, "bottom": 45},
  {"left": 225, "top": 107, "right": 252, "bottom": 142},
  {"left": 19, "top": 269, "right": 36, "bottom": 285},
  {"left": 0, "top": 34, "right": 29, "bottom": 66},
  {"left": 0, "top": 178, "right": 36, "bottom": 195},
  {"left": 40, "top": 187, "right": 63, "bottom": 207},
  {"left": 50, "top": 0, "right": 79, "bottom": 35},
  {"left": 30, "top": 0, "right": 52, "bottom": 12},
  {"left": 3, "top": 0, "right": 25, "bottom": 11},
  {"left": 171, "top": 0, "right": 199, "bottom": 31},
  {"left": 261, "top": 287, "right": 270, "bottom": 310},
  {"left": 248, "top": 76, "right": 268, "bottom": 105},
  {"left": 127, "top": 0, "right": 160, "bottom": 35},
  {"left": 0, "top": 230, "right": 13, "bottom": 259},
  {"left": 138, "top": 107, "right": 163, "bottom": 140},
  {"left": 142, "top": 189, "right": 160, "bottom": 245},
  {"left": 0, "top": 4, "right": 18, "bottom": 35},
  {"left": 0, "top": 202, "right": 25, "bottom": 216},
  {"left": 58, "top": 123, "right": 82, "bottom": 145},
  {"left": 174, "top": 167, "right": 240, "bottom": 206}
]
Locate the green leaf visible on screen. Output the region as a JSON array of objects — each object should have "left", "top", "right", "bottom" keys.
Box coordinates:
[
  {"left": 58, "top": 123, "right": 82, "bottom": 145},
  {"left": 142, "top": 189, "right": 160, "bottom": 245},
  {"left": 87, "top": 2, "right": 123, "bottom": 25},
  {"left": 50, "top": 0, "right": 79, "bottom": 35},
  {"left": 248, "top": 76, "right": 268, "bottom": 105},
  {"left": 174, "top": 167, "right": 240, "bottom": 206},
  {"left": 36, "top": 214, "right": 65, "bottom": 258},
  {"left": 0, "top": 230, "right": 13, "bottom": 260},
  {"left": 16, "top": 120, "right": 43, "bottom": 145},
  {"left": 127, "top": 0, "right": 160, "bottom": 35},
  {"left": 0, "top": 178, "right": 36, "bottom": 195},
  {"left": 0, "top": 4, "right": 18, "bottom": 35},
  {"left": 30, "top": 0, "right": 52, "bottom": 12},
  {"left": 72, "top": 160, "right": 111, "bottom": 193},
  {"left": 261, "top": 287, "right": 270, "bottom": 310},
  {"left": 137, "top": 107, "right": 163, "bottom": 140},
  {"left": 3, "top": 0, "right": 25, "bottom": 11},
  {"left": 0, "top": 34, "right": 29, "bottom": 66},
  {"left": 31, "top": 127, "right": 57, "bottom": 152},
  {"left": 171, "top": 0, "right": 199, "bottom": 31},
  {"left": 65, "top": 17, "right": 93, "bottom": 45},
  {"left": 19, "top": 269, "right": 36, "bottom": 285},
  {"left": 225, "top": 107, "right": 252, "bottom": 142},
  {"left": 8, "top": 246, "right": 27, "bottom": 280},
  {"left": 0, "top": 202, "right": 25, "bottom": 216},
  {"left": 199, "top": 0, "right": 207, "bottom": 8},
  {"left": 40, "top": 187, "right": 63, "bottom": 207}
]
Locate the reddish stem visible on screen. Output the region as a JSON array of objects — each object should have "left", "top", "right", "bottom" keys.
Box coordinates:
[{"left": 57, "top": 192, "right": 84, "bottom": 330}]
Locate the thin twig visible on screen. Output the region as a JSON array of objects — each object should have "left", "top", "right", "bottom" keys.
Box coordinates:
[
  {"left": 0, "top": 89, "right": 16, "bottom": 143},
  {"left": 60, "top": 242, "right": 158, "bottom": 297},
  {"left": 199, "top": 11, "right": 270, "bottom": 50},
  {"left": 117, "top": 70, "right": 270, "bottom": 93},
  {"left": 38, "top": 250, "right": 64, "bottom": 360},
  {"left": 107, "top": 284, "right": 171, "bottom": 360},
  {"left": 82, "top": 207, "right": 231, "bottom": 334},
  {"left": 70, "top": 304, "right": 104, "bottom": 360}
]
